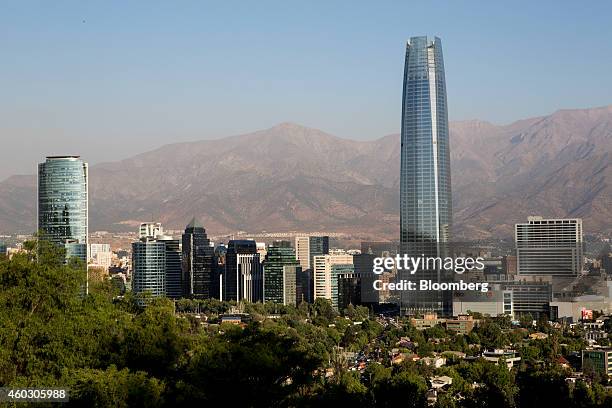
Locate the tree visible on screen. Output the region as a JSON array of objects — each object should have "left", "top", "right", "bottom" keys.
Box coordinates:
[
  {"left": 519, "top": 313, "right": 534, "bottom": 328},
  {"left": 372, "top": 371, "right": 428, "bottom": 408},
  {"left": 474, "top": 322, "right": 507, "bottom": 350},
  {"left": 459, "top": 359, "right": 518, "bottom": 408},
  {"left": 517, "top": 367, "right": 571, "bottom": 408},
  {"left": 119, "top": 299, "right": 190, "bottom": 378},
  {"left": 313, "top": 371, "right": 369, "bottom": 406},
  {"left": 182, "top": 324, "right": 322, "bottom": 406},
  {"left": 311, "top": 298, "right": 337, "bottom": 325},
  {"left": 66, "top": 365, "right": 165, "bottom": 408}
]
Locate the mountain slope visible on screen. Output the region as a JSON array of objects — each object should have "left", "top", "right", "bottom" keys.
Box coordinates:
[{"left": 0, "top": 106, "right": 610, "bottom": 238}]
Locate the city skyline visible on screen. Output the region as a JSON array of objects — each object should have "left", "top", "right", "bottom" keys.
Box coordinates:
[{"left": 2, "top": 4, "right": 612, "bottom": 405}]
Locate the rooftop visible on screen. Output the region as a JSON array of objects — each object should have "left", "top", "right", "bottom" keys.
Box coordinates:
[{"left": 46, "top": 155, "right": 81, "bottom": 160}]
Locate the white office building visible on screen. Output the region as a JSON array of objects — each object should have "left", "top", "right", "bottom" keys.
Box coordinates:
[
  {"left": 516, "top": 216, "right": 583, "bottom": 277},
  {"left": 313, "top": 254, "right": 353, "bottom": 308}
]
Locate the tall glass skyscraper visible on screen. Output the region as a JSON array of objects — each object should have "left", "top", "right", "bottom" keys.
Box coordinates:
[
  {"left": 182, "top": 218, "right": 216, "bottom": 299},
  {"left": 38, "top": 156, "right": 88, "bottom": 261},
  {"left": 400, "top": 36, "right": 452, "bottom": 314},
  {"left": 400, "top": 36, "right": 451, "bottom": 244},
  {"left": 263, "top": 241, "right": 301, "bottom": 306},
  {"left": 132, "top": 240, "right": 167, "bottom": 299},
  {"left": 157, "top": 235, "right": 182, "bottom": 299},
  {"left": 223, "top": 240, "right": 262, "bottom": 303}
]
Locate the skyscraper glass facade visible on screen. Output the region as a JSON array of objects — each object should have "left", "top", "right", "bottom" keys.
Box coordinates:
[
  {"left": 132, "top": 240, "right": 167, "bottom": 298},
  {"left": 309, "top": 236, "right": 330, "bottom": 267},
  {"left": 400, "top": 36, "right": 452, "bottom": 314},
  {"left": 38, "top": 156, "right": 88, "bottom": 261},
  {"left": 158, "top": 235, "right": 182, "bottom": 299},
  {"left": 331, "top": 263, "right": 354, "bottom": 310},
  {"left": 400, "top": 36, "right": 451, "bottom": 244},
  {"left": 223, "top": 240, "right": 262, "bottom": 302},
  {"left": 263, "top": 241, "right": 301, "bottom": 305},
  {"left": 182, "top": 218, "right": 216, "bottom": 299}
]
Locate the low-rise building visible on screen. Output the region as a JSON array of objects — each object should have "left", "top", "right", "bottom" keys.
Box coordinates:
[
  {"left": 585, "top": 330, "right": 608, "bottom": 343},
  {"left": 482, "top": 349, "right": 521, "bottom": 369},
  {"left": 445, "top": 314, "right": 477, "bottom": 334},
  {"left": 421, "top": 356, "right": 446, "bottom": 368},
  {"left": 429, "top": 375, "right": 453, "bottom": 389},
  {"left": 411, "top": 313, "right": 443, "bottom": 330},
  {"left": 529, "top": 332, "right": 549, "bottom": 340}
]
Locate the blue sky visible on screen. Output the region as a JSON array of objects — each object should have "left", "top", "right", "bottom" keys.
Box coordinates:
[{"left": 1, "top": 1, "right": 611, "bottom": 179}]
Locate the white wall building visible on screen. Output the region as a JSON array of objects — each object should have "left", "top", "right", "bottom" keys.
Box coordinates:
[
  {"left": 313, "top": 254, "right": 353, "bottom": 304},
  {"left": 515, "top": 217, "right": 583, "bottom": 277},
  {"left": 295, "top": 236, "right": 310, "bottom": 270}
]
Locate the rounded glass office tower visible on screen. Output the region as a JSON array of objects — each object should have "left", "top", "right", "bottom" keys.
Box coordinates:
[
  {"left": 400, "top": 36, "right": 451, "bottom": 244},
  {"left": 38, "top": 156, "right": 88, "bottom": 260},
  {"left": 132, "top": 240, "right": 167, "bottom": 299},
  {"left": 399, "top": 37, "right": 452, "bottom": 314}
]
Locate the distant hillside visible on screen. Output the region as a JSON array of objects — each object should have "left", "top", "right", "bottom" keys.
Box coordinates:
[{"left": 0, "top": 106, "right": 610, "bottom": 239}]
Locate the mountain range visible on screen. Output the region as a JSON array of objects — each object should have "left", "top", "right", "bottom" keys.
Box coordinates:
[{"left": 0, "top": 105, "right": 610, "bottom": 239}]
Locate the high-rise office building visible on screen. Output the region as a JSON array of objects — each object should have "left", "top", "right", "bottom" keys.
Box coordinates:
[
  {"left": 296, "top": 268, "right": 313, "bottom": 304},
  {"left": 295, "top": 236, "right": 310, "bottom": 270},
  {"left": 38, "top": 156, "right": 88, "bottom": 262},
  {"left": 88, "top": 243, "right": 113, "bottom": 270},
  {"left": 263, "top": 241, "right": 301, "bottom": 306},
  {"left": 335, "top": 264, "right": 359, "bottom": 311},
  {"left": 182, "top": 218, "right": 216, "bottom": 299},
  {"left": 223, "top": 240, "right": 262, "bottom": 303},
  {"left": 88, "top": 243, "right": 111, "bottom": 259},
  {"left": 338, "top": 273, "right": 362, "bottom": 311},
  {"left": 309, "top": 236, "right": 330, "bottom": 267},
  {"left": 132, "top": 240, "right": 166, "bottom": 299},
  {"left": 0, "top": 242, "right": 6, "bottom": 257},
  {"left": 313, "top": 254, "right": 353, "bottom": 309},
  {"left": 132, "top": 220, "right": 182, "bottom": 301},
  {"left": 157, "top": 235, "right": 182, "bottom": 299},
  {"left": 400, "top": 36, "right": 451, "bottom": 244},
  {"left": 294, "top": 235, "right": 330, "bottom": 271},
  {"left": 294, "top": 235, "right": 329, "bottom": 303},
  {"left": 399, "top": 36, "right": 452, "bottom": 314},
  {"left": 515, "top": 216, "right": 583, "bottom": 277}
]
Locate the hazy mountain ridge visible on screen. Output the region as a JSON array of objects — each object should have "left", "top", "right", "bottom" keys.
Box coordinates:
[{"left": 0, "top": 106, "right": 610, "bottom": 239}]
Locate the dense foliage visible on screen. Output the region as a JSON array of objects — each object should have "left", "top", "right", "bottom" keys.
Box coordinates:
[{"left": 1, "top": 242, "right": 611, "bottom": 407}]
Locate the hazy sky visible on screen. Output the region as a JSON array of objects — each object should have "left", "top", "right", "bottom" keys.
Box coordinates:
[{"left": 1, "top": 1, "right": 611, "bottom": 180}]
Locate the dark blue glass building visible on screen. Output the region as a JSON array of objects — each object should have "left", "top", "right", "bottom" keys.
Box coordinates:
[
  {"left": 400, "top": 36, "right": 451, "bottom": 244},
  {"left": 182, "top": 217, "right": 216, "bottom": 299},
  {"left": 263, "top": 241, "right": 301, "bottom": 306},
  {"left": 223, "top": 240, "right": 262, "bottom": 303},
  {"left": 400, "top": 37, "right": 452, "bottom": 314}
]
